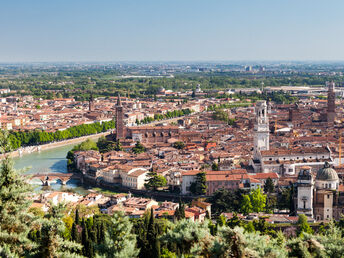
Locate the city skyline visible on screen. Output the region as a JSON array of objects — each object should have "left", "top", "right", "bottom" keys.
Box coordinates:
[{"left": 1, "top": 0, "right": 344, "bottom": 62}]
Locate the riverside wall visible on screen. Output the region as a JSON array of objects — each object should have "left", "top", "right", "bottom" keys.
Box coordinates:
[{"left": 4, "top": 131, "right": 112, "bottom": 159}]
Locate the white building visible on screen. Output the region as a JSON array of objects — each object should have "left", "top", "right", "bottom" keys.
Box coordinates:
[
  {"left": 253, "top": 100, "right": 270, "bottom": 160},
  {"left": 296, "top": 162, "right": 340, "bottom": 221}
]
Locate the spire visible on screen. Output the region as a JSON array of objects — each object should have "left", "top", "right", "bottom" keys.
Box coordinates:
[{"left": 117, "top": 93, "right": 122, "bottom": 106}]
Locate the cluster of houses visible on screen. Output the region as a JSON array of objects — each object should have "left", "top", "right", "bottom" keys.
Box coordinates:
[{"left": 29, "top": 191, "right": 211, "bottom": 222}]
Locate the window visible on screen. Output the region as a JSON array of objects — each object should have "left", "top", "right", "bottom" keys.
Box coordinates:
[{"left": 327, "top": 195, "right": 330, "bottom": 199}]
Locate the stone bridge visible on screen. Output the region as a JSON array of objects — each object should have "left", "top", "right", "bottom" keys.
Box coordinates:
[{"left": 27, "top": 173, "right": 82, "bottom": 186}]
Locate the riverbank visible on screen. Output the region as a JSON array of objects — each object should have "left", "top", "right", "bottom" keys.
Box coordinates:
[{"left": 4, "top": 131, "right": 111, "bottom": 159}]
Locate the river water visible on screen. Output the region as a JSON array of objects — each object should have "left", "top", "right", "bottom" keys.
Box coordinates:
[{"left": 13, "top": 142, "right": 90, "bottom": 194}]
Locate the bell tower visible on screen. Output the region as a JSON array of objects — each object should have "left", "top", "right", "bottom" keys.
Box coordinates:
[
  {"left": 297, "top": 166, "right": 314, "bottom": 217},
  {"left": 327, "top": 81, "right": 336, "bottom": 124},
  {"left": 115, "top": 93, "right": 125, "bottom": 140},
  {"left": 253, "top": 100, "right": 269, "bottom": 160}
]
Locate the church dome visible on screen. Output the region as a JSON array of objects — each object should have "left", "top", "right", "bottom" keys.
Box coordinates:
[{"left": 316, "top": 162, "right": 339, "bottom": 181}]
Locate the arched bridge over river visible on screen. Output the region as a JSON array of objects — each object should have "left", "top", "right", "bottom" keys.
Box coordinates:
[{"left": 27, "top": 173, "right": 82, "bottom": 186}]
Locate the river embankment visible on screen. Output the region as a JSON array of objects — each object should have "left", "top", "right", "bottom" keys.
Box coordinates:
[{"left": 3, "top": 131, "right": 111, "bottom": 159}]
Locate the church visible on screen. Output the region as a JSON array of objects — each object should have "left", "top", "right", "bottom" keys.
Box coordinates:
[
  {"left": 110, "top": 94, "right": 201, "bottom": 145},
  {"left": 297, "top": 163, "right": 344, "bottom": 221},
  {"left": 251, "top": 100, "right": 332, "bottom": 175}
]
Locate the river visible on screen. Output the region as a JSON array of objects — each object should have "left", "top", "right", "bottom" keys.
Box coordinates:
[{"left": 13, "top": 142, "right": 90, "bottom": 194}]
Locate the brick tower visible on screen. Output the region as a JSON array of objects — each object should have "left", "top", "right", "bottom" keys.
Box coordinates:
[
  {"left": 327, "top": 81, "right": 336, "bottom": 124},
  {"left": 89, "top": 93, "right": 94, "bottom": 112},
  {"left": 115, "top": 93, "right": 125, "bottom": 140}
]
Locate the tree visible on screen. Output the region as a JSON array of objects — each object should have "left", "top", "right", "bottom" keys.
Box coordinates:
[
  {"left": 208, "top": 189, "right": 245, "bottom": 216},
  {"left": 249, "top": 187, "right": 266, "bottom": 213},
  {"left": 160, "top": 219, "right": 212, "bottom": 257},
  {"left": 227, "top": 213, "right": 243, "bottom": 229},
  {"left": 144, "top": 172, "right": 167, "bottom": 191},
  {"left": 216, "top": 214, "right": 227, "bottom": 227},
  {"left": 190, "top": 171, "right": 207, "bottom": 195},
  {"left": 97, "top": 211, "right": 139, "bottom": 258},
  {"left": 132, "top": 141, "right": 145, "bottom": 154},
  {"left": 73, "top": 139, "right": 98, "bottom": 151},
  {"left": 211, "top": 162, "right": 219, "bottom": 171},
  {"left": 264, "top": 177, "right": 275, "bottom": 193},
  {"left": 172, "top": 141, "right": 185, "bottom": 150},
  {"left": 297, "top": 214, "right": 313, "bottom": 237},
  {"left": 36, "top": 203, "right": 82, "bottom": 258},
  {"left": 240, "top": 195, "right": 253, "bottom": 215},
  {"left": 0, "top": 131, "right": 36, "bottom": 256}
]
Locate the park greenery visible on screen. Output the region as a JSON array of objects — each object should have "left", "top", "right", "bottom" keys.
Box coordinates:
[
  {"left": 2, "top": 131, "right": 344, "bottom": 257},
  {"left": 138, "top": 108, "right": 192, "bottom": 125},
  {"left": 8, "top": 120, "right": 115, "bottom": 150}
]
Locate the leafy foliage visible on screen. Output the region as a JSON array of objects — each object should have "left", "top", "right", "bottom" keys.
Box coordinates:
[
  {"left": 144, "top": 172, "right": 167, "bottom": 191},
  {"left": 190, "top": 171, "right": 207, "bottom": 195}
]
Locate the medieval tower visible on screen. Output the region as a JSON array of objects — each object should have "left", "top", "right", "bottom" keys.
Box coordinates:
[
  {"left": 253, "top": 100, "right": 270, "bottom": 160},
  {"left": 115, "top": 93, "right": 126, "bottom": 140}
]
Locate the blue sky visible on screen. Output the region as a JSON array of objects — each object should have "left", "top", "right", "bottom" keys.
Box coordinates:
[{"left": 1, "top": 0, "right": 344, "bottom": 62}]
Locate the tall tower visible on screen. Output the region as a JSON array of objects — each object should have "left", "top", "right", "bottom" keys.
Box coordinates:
[
  {"left": 327, "top": 81, "right": 336, "bottom": 123},
  {"left": 253, "top": 100, "right": 269, "bottom": 160},
  {"left": 115, "top": 93, "right": 125, "bottom": 140},
  {"left": 297, "top": 166, "right": 314, "bottom": 217},
  {"left": 89, "top": 94, "right": 94, "bottom": 112}
]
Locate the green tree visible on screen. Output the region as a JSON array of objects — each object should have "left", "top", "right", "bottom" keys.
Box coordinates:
[
  {"left": 190, "top": 171, "right": 207, "bottom": 195},
  {"left": 263, "top": 177, "right": 275, "bottom": 193},
  {"left": 0, "top": 131, "right": 36, "bottom": 256},
  {"left": 97, "top": 211, "right": 139, "bottom": 258},
  {"left": 297, "top": 214, "right": 313, "bottom": 237},
  {"left": 132, "top": 141, "right": 145, "bottom": 154},
  {"left": 37, "top": 203, "right": 83, "bottom": 258},
  {"left": 211, "top": 162, "right": 219, "bottom": 171},
  {"left": 240, "top": 195, "right": 253, "bottom": 215},
  {"left": 160, "top": 219, "right": 212, "bottom": 257},
  {"left": 144, "top": 172, "right": 167, "bottom": 191},
  {"left": 173, "top": 141, "right": 185, "bottom": 150},
  {"left": 249, "top": 187, "right": 266, "bottom": 213}
]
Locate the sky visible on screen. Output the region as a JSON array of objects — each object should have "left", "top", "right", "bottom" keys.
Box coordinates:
[{"left": 1, "top": 0, "right": 344, "bottom": 62}]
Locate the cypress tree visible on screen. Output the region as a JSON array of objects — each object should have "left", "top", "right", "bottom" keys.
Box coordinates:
[
  {"left": 81, "top": 220, "right": 89, "bottom": 256},
  {"left": 75, "top": 209, "right": 80, "bottom": 225},
  {"left": 71, "top": 222, "right": 78, "bottom": 242},
  {"left": 180, "top": 202, "right": 185, "bottom": 219}
]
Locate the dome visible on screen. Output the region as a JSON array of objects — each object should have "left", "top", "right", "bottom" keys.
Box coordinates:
[{"left": 316, "top": 162, "right": 339, "bottom": 181}]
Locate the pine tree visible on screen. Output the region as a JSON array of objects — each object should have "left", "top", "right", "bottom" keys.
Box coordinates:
[
  {"left": 0, "top": 131, "right": 36, "bottom": 256},
  {"left": 97, "top": 211, "right": 139, "bottom": 258}
]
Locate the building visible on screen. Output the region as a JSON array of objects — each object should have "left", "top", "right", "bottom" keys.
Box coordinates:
[
  {"left": 296, "top": 162, "right": 342, "bottom": 221},
  {"left": 326, "top": 81, "right": 336, "bottom": 124},
  {"left": 253, "top": 100, "right": 270, "bottom": 161},
  {"left": 251, "top": 100, "right": 333, "bottom": 174},
  {"left": 115, "top": 93, "right": 126, "bottom": 140}
]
